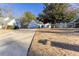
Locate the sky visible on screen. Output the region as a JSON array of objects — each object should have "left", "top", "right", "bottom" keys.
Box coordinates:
[
  {"left": 0, "top": 3, "right": 44, "bottom": 18},
  {"left": 0, "top": 3, "right": 79, "bottom": 18}
]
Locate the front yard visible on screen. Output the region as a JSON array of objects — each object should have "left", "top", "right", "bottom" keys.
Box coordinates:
[{"left": 28, "top": 28, "right": 79, "bottom": 56}]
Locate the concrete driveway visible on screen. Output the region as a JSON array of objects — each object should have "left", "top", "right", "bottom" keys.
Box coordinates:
[{"left": 0, "top": 29, "right": 35, "bottom": 56}]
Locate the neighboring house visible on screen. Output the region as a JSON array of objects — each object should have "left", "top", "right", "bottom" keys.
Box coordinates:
[
  {"left": 74, "top": 19, "right": 79, "bottom": 28},
  {"left": 55, "top": 22, "right": 68, "bottom": 28},
  {"left": 0, "top": 16, "right": 20, "bottom": 29},
  {"left": 15, "top": 19, "right": 21, "bottom": 29},
  {"left": 3, "top": 17, "right": 16, "bottom": 29},
  {"left": 37, "top": 21, "right": 44, "bottom": 28},
  {"left": 7, "top": 19, "right": 16, "bottom": 25},
  {"left": 0, "top": 24, "right": 2, "bottom": 29},
  {"left": 38, "top": 23, "right": 51, "bottom": 28},
  {"left": 28, "top": 19, "right": 79, "bottom": 29},
  {"left": 68, "top": 19, "right": 79, "bottom": 28},
  {"left": 28, "top": 20, "right": 52, "bottom": 29},
  {"left": 44, "top": 23, "right": 51, "bottom": 28},
  {"left": 28, "top": 20, "right": 39, "bottom": 29}
]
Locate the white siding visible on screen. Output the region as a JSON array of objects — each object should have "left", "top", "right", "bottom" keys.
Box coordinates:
[
  {"left": 0, "top": 25, "right": 2, "bottom": 29},
  {"left": 7, "top": 19, "right": 16, "bottom": 26}
]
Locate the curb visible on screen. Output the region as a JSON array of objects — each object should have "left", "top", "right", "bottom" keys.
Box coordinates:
[{"left": 27, "top": 30, "right": 36, "bottom": 56}]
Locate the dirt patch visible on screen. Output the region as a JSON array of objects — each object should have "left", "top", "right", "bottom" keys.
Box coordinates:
[{"left": 28, "top": 28, "right": 79, "bottom": 56}]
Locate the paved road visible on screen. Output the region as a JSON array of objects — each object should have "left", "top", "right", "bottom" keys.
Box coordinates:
[{"left": 0, "top": 29, "right": 35, "bottom": 56}]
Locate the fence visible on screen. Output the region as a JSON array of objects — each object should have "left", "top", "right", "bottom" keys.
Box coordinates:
[{"left": 51, "top": 22, "right": 79, "bottom": 28}]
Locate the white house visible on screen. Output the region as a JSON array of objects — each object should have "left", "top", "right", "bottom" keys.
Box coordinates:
[
  {"left": 0, "top": 16, "right": 20, "bottom": 29},
  {"left": 38, "top": 23, "right": 51, "bottom": 28},
  {"left": 37, "top": 21, "right": 44, "bottom": 28},
  {"left": 44, "top": 23, "right": 51, "bottom": 28},
  {"left": 7, "top": 19, "right": 16, "bottom": 26}
]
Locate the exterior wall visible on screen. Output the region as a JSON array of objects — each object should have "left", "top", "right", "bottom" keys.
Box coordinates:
[
  {"left": 55, "top": 23, "right": 68, "bottom": 28},
  {"left": 0, "top": 17, "right": 19, "bottom": 29},
  {"left": 7, "top": 19, "right": 16, "bottom": 26},
  {"left": 38, "top": 23, "right": 51, "bottom": 28},
  {"left": 44, "top": 23, "right": 51, "bottom": 28},
  {"left": 0, "top": 26, "right": 2, "bottom": 29}
]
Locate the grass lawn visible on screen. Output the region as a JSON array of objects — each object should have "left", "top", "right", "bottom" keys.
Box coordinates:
[{"left": 28, "top": 28, "right": 79, "bottom": 56}]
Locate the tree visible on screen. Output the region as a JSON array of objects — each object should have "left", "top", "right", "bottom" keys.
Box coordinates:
[
  {"left": 21, "top": 12, "right": 36, "bottom": 28},
  {"left": 39, "top": 3, "right": 77, "bottom": 24},
  {"left": 64, "top": 9, "right": 77, "bottom": 22}
]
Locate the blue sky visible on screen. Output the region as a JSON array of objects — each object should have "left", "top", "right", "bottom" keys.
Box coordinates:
[
  {"left": 0, "top": 3, "right": 44, "bottom": 18},
  {"left": 0, "top": 3, "right": 79, "bottom": 18}
]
